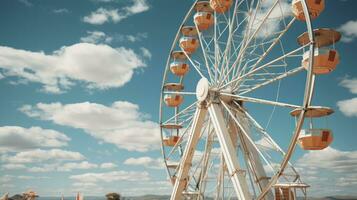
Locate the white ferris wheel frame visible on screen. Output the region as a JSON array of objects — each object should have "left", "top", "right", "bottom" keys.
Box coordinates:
[{"left": 159, "top": 0, "right": 317, "bottom": 199}]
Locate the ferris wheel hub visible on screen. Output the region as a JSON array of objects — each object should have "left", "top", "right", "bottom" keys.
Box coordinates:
[{"left": 196, "top": 77, "right": 210, "bottom": 102}]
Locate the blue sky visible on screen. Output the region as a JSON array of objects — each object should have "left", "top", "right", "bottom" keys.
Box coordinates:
[{"left": 0, "top": 0, "right": 357, "bottom": 197}]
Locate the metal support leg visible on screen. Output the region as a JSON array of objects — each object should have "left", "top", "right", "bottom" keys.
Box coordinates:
[
  {"left": 236, "top": 111, "right": 274, "bottom": 200},
  {"left": 208, "top": 103, "right": 252, "bottom": 200},
  {"left": 170, "top": 104, "right": 208, "bottom": 200}
]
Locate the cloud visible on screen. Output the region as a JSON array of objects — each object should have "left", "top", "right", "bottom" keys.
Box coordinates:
[
  {"left": 20, "top": 101, "right": 160, "bottom": 152},
  {"left": 53, "top": 8, "right": 69, "bottom": 14},
  {"left": 338, "top": 20, "right": 357, "bottom": 43},
  {"left": 70, "top": 170, "right": 150, "bottom": 183},
  {"left": 1, "top": 149, "right": 85, "bottom": 164},
  {"left": 1, "top": 163, "right": 26, "bottom": 170},
  {"left": 125, "top": 0, "right": 150, "bottom": 14},
  {"left": 0, "top": 43, "right": 146, "bottom": 93},
  {"left": 18, "top": 0, "right": 32, "bottom": 7},
  {"left": 80, "top": 31, "right": 148, "bottom": 45},
  {"left": 140, "top": 47, "right": 152, "bottom": 59},
  {"left": 0, "top": 126, "right": 70, "bottom": 153},
  {"left": 57, "top": 161, "right": 98, "bottom": 172},
  {"left": 337, "top": 77, "right": 357, "bottom": 117},
  {"left": 100, "top": 162, "right": 117, "bottom": 169},
  {"left": 24, "top": 161, "right": 115, "bottom": 172},
  {"left": 116, "top": 32, "right": 148, "bottom": 43},
  {"left": 83, "top": 8, "right": 123, "bottom": 25},
  {"left": 337, "top": 98, "right": 357, "bottom": 117},
  {"left": 83, "top": 0, "right": 150, "bottom": 25},
  {"left": 250, "top": 0, "right": 291, "bottom": 38},
  {"left": 124, "top": 157, "right": 163, "bottom": 169},
  {"left": 297, "top": 147, "right": 357, "bottom": 173},
  {"left": 80, "top": 31, "right": 113, "bottom": 44},
  {"left": 91, "top": 0, "right": 114, "bottom": 2},
  {"left": 340, "top": 77, "right": 357, "bottom": 94},
  {"left": 295, "top": 147, "right": 357, "bottom": 195}
]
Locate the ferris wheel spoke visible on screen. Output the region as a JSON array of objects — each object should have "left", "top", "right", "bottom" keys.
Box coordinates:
[
  {"left": 196, "top": 28, "right": 215, "bottom": 82},
  {"left": 238, "top": 66, "right": 305, "bottom": 95},
  {"left": 236, "top": 18, "right": 296, "bottom": 80},
  {"left": 217, "top": 0, "right": 241, "bottom": 86},
  {"left": 240, "top": 106, "right": 301, "bottom": 175},
  {"left": 221, "top": 101, "right": 276, "bottom": 198},
  {"left": 221, "top": 93, "right": 301, "bottom": 109},
  {"left": 163, "top": 91, "right": 197, "bottom": 95},
  {"left": 180, "top": 46, "right": 206, "bottom": 79},
  {"left": 219, "top": 43, "right": 309, "bottom": 90},
  {"left": 163, "top": 101, "right": 198, "bottom": 125},
  {"left": 218, "top": 0, "right": 281, "bottom": 86}
]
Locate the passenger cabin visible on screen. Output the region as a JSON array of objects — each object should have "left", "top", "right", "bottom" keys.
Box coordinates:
[
  {"left": 290, "top": 107, "right": 334, "bottom": 150},
  {"left": 179, "top": 36, "right": 199, "bottom": 54},
  {"left": 210, "top": 0, "right": 233, "bottom": 13},
  {"left": 163, "top": 83, "right": 184, "bottom": 91},
  {"left": 163, "top": 136, "right": 180, "bottom": 146},
  {"left": 194, "top": 2, "right": 214, "bottom": 31},
  {"left": 302, "top": 48, "right": 339, "bottom": 74},
  {"left": 274, "top": 183, "right": 309, "bottom": 200},
  {"left": 290, "top": 106, "right": 334, "bottom": 118},
  {"left": 292, "top": 0, "right": 325, "bottom": 21},
  {"left": 298, "top": 29, "right": 341, "bottom": 74},
  {"left": 179, "top": 26, "right": 199, "bottom": 54},
  {"left": 170, "top": 51, "right": 190, "bottom": 76},
  {"left": 161, "top": 123, "right": 183, "bottom": 130},
  {"left": 166, "top": 162, "right": 179, "bottom": 169},
  {"left": 164, "top": 94, "right": 184, "bottom": 107},
  {"left": 275, "top": 187, "right": 295, "bottom": 200},
  {"left": 298, "top": 129, "right": 333, "bottom": 150}
]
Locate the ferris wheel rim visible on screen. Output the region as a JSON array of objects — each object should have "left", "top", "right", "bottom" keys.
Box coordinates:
[{"left": 158, "top": 0, "right": 317, "bottom": 198}]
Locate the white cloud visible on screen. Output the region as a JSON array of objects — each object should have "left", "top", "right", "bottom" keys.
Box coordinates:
[
  {"left": 250, "top": 0, "right": 291, "bottom": 38},
  {"left": 140, "top": 47, "right": 152, "bottom": 59},
  {"left": 125, "top": 0, "right": 150, "bottom": 14},
  {"left": 57, "top": 161, "right": 98, "bottom": 172},
  {"left": 124, "top": 157, "right": 163, "bottom": 169},
  {"left": 295, "top": 147, "right": 357, "bottom": 195},
  {"left": 0, "top": 126, "right": 70, "bottom": 153},
  {"left": 1, "top": 163, "right": 26, "bottom": 170},
  {"left": 340, "top": 77, "right": 357, "bottom": 94},
  {"left": 53, "top": 8, "right": 69, "bottom": 14},
  {"left": 116, "top": 32, "right": 148, "bottom": 43},
  {"left": 83, "top": 8, "right": 123, "bottom": 25},
  {"left": 18, "top": 0, "right": 32, "bottom": 7},
  {"left": 338, "top": 20, "right": 357, "bottom": 43},
  {"left": 297, "top": 147, "right": 357, "bottom": 173},
  {"left": 91, "top": 0, "right": 114, "bottom": 2},
  {"left": 337, "top": 97, "right": 357, "bottom": 117},
  {"left": 0, "top": 43, "right": 146, "bottom": 93},
  {"left": 1, "top": 149, "right": 85, "bottom": 164},
  {"left": 26, "top": 161, "right": 110, "bottom": 172},
  {"left": 100, "top": 162, "right": 117, "bottom": 169},
  {"left": 80, "top": 31, "right": 113, "bottom": 44},
  {"left": 20, "top": 101, "right": 160, "bottom": 152},
  {"left": 83, "top": 0, "right": 150, "bottom": 25},
  {"left": 70, "top": 170, "right": 150, "bottom": 183}
]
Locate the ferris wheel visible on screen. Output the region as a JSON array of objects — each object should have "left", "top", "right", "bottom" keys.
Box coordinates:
[{"left": 159, "top": 0, "right": 341, "bottom": 199}]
